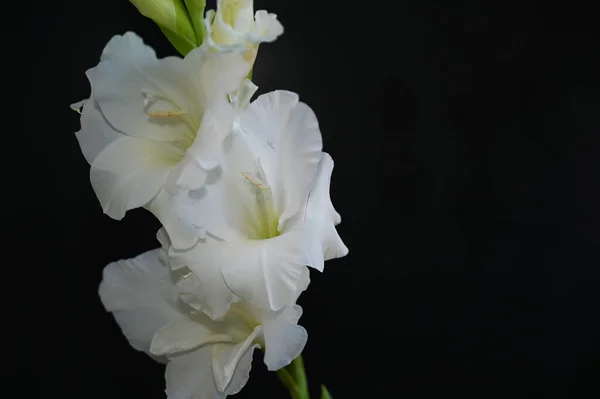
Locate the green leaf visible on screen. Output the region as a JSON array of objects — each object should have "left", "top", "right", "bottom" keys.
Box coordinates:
[
  {"left": 184, "top": 0, "right": 206, "bottom": 45},
  {"left": 320, "top": 385, "right": 333, "bottom": 399}
]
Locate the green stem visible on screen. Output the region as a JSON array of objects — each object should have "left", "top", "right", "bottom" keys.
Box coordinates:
[{"left": 276, "top": 355, "right": 310, "bottom": 399}]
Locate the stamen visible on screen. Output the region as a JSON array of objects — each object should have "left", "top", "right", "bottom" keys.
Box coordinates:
[
  {"left": 142, "top": 88, "right": 187, "bottom": 117},
  {"left": 146, "top": 110, "right": 187, "bottom": 117},
  {"left": 241, "top": 172, "right": 269, "bottom": 190}
]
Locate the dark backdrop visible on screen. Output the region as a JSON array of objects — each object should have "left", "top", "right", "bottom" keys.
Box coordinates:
[{"left": 15, "top": 0, "right": 599, "bottom": 397}]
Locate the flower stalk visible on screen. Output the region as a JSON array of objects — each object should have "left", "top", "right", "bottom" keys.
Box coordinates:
[
  {"left": 277, "top": 355, "right": 310, "bottom": 399},
  {"left": 276, "top": 356, "right": 335, "bottom": 399}
]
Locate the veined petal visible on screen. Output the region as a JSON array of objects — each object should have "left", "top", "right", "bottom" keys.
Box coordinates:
[
  {"left": 205, "top": 1, "right": 283, "bottom": 48},
  {"left": 146, "top": 189, "right": 204, "bottom": 251},
  {"left": 101, "top": 31, "right": 155, "bottom": 62},
  {"left": 92, "top": 32, "right": 195, "bottom": 143},
  {"left": 295, "top": 267, "right": 311, "bottom": 302},
  {"left": 165, "top": 156, "right": 209, "bottom": 194},
  {"left": 90, "top": 136, "right": 170, "bottom": 220},
  {"left": 186, "top": 130, "right": 260, "bottom": 242},
  {"left": 169, "top": 242, "right": 240, "bottom": 320},
  {"left": 157, "top": 226, "right": 172, "bottom": 249},
  {"left": 250, "top": 10, "right": 284, "bottom": 43},
  {"left": 212, "top": 326, "right": 262, "bottom": 393},
  {"left": 166, "top": 346, "right": 223, "bottom": 399},
  {"left": 239, "top": 90, "right": 323, "bottom": 229},
  {"left": 76, "top": 33, "right": 250, "bottom": 223},
  {"left": 98, "top": 249, "right": 181, "bottom": 355},
  {"left": 194, "top": 231, "right": 316, "bottom": 312},
  {"left": 229, "top": 78, "right": 258, "bottom": 113},
  {"left": 203, "top": 9, "right": 247, "bottom": 53},
  {"left": 184, "top": 46, "right": 249, "bottom": 105},
  {"left": 75, "top": 99, "right": 121, "bottom": 166},
  {"left": 187, "top": 109, "right": 231, "bottom": 170},
  {"left": 150, "top": 316, "right": 232, "bottom": 357},
  {"left": 209, "top": 0, "right": 251, "bottom": 46},
  {"left": 238, "top": 91, "right": 296, "bottom": 190},
  {"left": 305, "top": 153, "right": 349, "bottom": 262},
  {"left": 225, "top": 0, "right": 254, "bottom": 32},
  {"left": 262, "top": 311, "right": 307, "bottom": 371},
  {"left": 74, "top": 70, "right": 122, "bottom": 166}
]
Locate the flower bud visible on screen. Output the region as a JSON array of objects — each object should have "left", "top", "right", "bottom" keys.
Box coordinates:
[
  {"left": 204, "top": 0, "right": 283, "bottom": 69},
  {"left": 183, "top": 0, "right": 207, "bottom": 44},
  {"left": 130, "top": 0, "right": 199, "bottom": 55}
]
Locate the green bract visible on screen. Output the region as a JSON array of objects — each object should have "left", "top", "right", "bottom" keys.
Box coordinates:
[
  {"left": 184, "top": 0, "right": 206, "bottom": 45},
  {"left": 129, "top": 0, "right": 205, "bottom": 55},
  {"left": 321, "top": 385, "right": 333, "bottom": 399}
]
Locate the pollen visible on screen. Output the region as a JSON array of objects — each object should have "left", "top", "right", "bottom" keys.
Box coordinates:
[
  {"left": 146, "top": 110, "right": 187, "bottom": 117},
  {"left": 241, "top": 172, "right": 269, "bottom": 190}
]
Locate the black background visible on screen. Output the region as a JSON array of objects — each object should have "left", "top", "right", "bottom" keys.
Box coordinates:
[{"left": 15, "top": 0, "right": 599, "bottom": 397}]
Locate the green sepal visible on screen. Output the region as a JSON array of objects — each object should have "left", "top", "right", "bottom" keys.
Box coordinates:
[
  {"left": 158, "top": 25, "right": 197, "bottom": 55},
  {"left": 184, "top": 0, "right": 206, "bottom": 45},
  {"left": 130, "top": 0, "right": 198, "bottom": 54}
]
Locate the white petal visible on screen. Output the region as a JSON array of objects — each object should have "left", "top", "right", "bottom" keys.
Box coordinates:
[
  {"left": 187, "top": 108, "right": 231, "bottom": 171},
  {"left": 146, "top": 189, "right": 204, "bottom": 251},
  {"left": 194, "top": 231, "right": 315, "bottom": 312},
  {"left": 279, "top": 304, "right": 304, "bottom": 325},
  {"left": 99, "top": 249, "right": 181, "bottom": 354},
  {"left": 75, "top": 69, "right": 122, "bottom": 166},
  {"left": 238, "top": 91, "right": 296, "bottom": 191},
  {"left": 212, "top": 326, "right": 262, "bottom": 393},
  {"left": 206, "top": 2, "right": 283, "bottom": 47},
  {"left": 262, "top": 314, "right": 307, "bottom": 371},
  {"left": 295, "top": 267, "right": 311, "bottom": 301},
  {"left": 93, "top": 32, "right": 194, "bottom": 142},
  {"left": 90, "top": 136, "right": 170, "bottom": 220},
  {"left": 230, "top": 78, "right": 258, "bottom": 112},
  {"left": 251, "top": 10, "right": 284, "bottom": 42},
  {"left": 169, "top": 242, "right": 240, "bottom": 320},
  {"left": 240, "top": 90, "right": 323, "bottom": 229},
  {"left": 151, "top": 316, "right": 232, "bottom": 356},
  {"left": 209, "top": 1, "right": 249, "bottom": 46},
  {"left": 156, "top": 226, "right": 172, "bottom": 249},
  {"left": 222, "top": 346, "right": 256, "bottom": 396},
  {"left": 101, "top": 31, "right": 156, "bottom": 62},
  {"left": 306, "top": 153, "right": 349, "bottom": 261},
  {"left": 166, "top": 346, "right": 223, "bottom": 399},
  {"left": 76, "top": 101, "right": 121, "bottom": 166},
  {"left": 183, "top": 48, "right": 249, "bottom": 170},
  {"left": 165, "top": 156, "right": 209, "bottom": 194},
  {"left": 203, "top": 9, "right": 247, "bottom": 53},
  {"left": 184, "top": 46, "right": 249, "bottom": 104},
  {"left": 187, "top": 131, "right": 261, "bottom": 242},
  {"left": 229, "top": 0, "right": 255, "bottom": 32}
]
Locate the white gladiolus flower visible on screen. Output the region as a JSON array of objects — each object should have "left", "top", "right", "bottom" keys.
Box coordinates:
[
  {"left": 99, "top": 249, "right": 308, "bottom": 399},
  {"left": 204, "top": 0, "right": 284, "bottom": 65},
  {"left": 73, "top": 32, "right": 250, "bottom": 249},
  {"left": 162, "top": 91, "right": 348, "bottom": 319}
]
